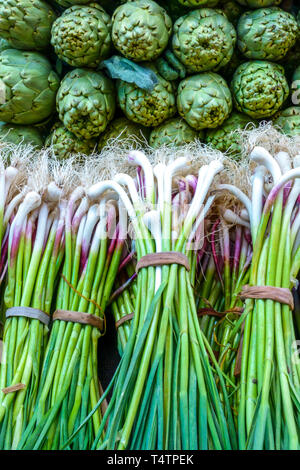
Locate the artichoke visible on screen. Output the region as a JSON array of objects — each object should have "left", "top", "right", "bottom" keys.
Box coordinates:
[
  {"left": 98, "top": 117, "right": 149, "bottom": 150},
  {"left": 112, "top": 0, "right": 172, "bottom": 62},
  {"left": 172, "top": 9, "right": 236, "bottom": 73},
  {"left": 274, "top": 106, "right": 300, "bottom": 137},
  {"left": 51, "top": 4, "right": 112, "bottom": 68},
  {"left": 0, "top": 0, "right": 56, "bottom": 51},
  {"left": 149, "top": 117, "right": 203, "bottom": 147},
  {"left": 177, "top": 73, "right": 232, "bottom": 130},
  {"left": 46, "top": 122, "right": 96, "bottom": 159},
  {"left": 0, "top": 123, "right": 44, "bottom": 147},
  {"left": 235, "top": 0, "right": 281, "bottom": 6},
  {"left": 117, "top": 65, "right": 176, "bottom": 127},
  {"left": 231, "top": 61, "right": 289, "bottom": 119},
  {"left": 0, "top": 49, "right": 60, "bottom": 125},
  {"left": 177, "top": 0, "right": 220, "bottom": 6},
  {"left": 237, "top": 7, "right": 298, "bottom": 61},
  {"left": 206, "top": 112, "right": 257, "bottom": 156},
  {"left": 57, "top": 68, "right": 115, "bottom": 139}
]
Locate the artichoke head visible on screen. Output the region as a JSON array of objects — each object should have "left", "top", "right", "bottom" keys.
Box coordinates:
[
  {"left": 231, "top": 61, "right": 289, "bottom": 119},
  {"left": 206, "top": 111, "right": 257, "bottom": 156},
  {"left": 172, "top": 8, "right": 236, "bottom": 73},
  {"left": 0, "top": 0, "right": 56, "bottom": 51},
  {"left": 46, "top": 122, "right": 96, "bottom": 159},
  {"left": 149, "top": 117, "right": 203, "bottom": 148},
  {"left": 0, "top": 123, "right": 44, "bottom": 148},
  {"left": 51, "top": 3, "right": 112, "bottom": 68},
  {"left": 98, "top": 117, "right": 149, "bottom": 150},
  {"left": 117, "top": 64, "right": 176, "bottom": 127},
  {"left": 237, "top": 7, "right": 298, "bottom": 61},
  {"left": 57, "top": 68, "right": 116, "bottom": 139},
  {"left": 0, "top": 49, "right": 60, "bottom": 125},
  {"left": 112, "top": 0, "right": 172, "bottom": 62},
  {"left": 177, "top": 73, "right": 232, "bottom": 130},
  {"left": 274, "top": 106, "right": 300, "bottom": 137}
]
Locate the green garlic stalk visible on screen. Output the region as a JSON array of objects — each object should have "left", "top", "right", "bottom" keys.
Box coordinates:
[{"left": 0, "top": 184, "right": 65, "bottom": 449}]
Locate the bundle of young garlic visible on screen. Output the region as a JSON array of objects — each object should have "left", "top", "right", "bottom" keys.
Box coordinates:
[
  {"left": 219, "top": 127, "right": 300, "bottom": 450},
  {"left": 64, "top": 146, "right": 238, "bottom": 451},
  {"left": 0, "top": 151, "right": 67, "bottom": 449},
  {"left": 17, "top": 153, "right": 133, "bottom": 450}
]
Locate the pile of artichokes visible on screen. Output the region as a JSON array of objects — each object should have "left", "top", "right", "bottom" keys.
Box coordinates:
[{"left": 0, "top": 0, "right": 298, "bottom": 159}]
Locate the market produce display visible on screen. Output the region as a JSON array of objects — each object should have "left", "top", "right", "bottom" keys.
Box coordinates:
[
  {"left": 0, "top": 0, "right": 298, "bottom": 453},
  {"left": 0, "top": 0, "right": 297, "bottom": 154}
]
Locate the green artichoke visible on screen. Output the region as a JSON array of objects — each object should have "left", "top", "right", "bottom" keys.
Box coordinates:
[
  {"left": 172, "top": 9, "right": 236, "bottom": 73},
  {"left": 51, "top": 4, "right": 112, "bottom": 68},
  {"left": 206, "top": 112, "right": 257, "bottom": 156},
  {"left": 0, "top": 0, "right": 56, "bottom": 51},
  {"left": 98, "top": 117, "right": 149, "bottom": 150},
  {"left": 149, "top": 117, "right": 203, "bottom": 147},
  {"left": 117, "top": 65, "right": 176, "bottom": 127},
  {"left": 0, "top": 123, "right": 44, "bottom": 147},
  {"left": 274, "top": 106, "right": 300, "bottom": 137},
  {"left": 57, "top": 68, "right": 115, "bottom": 139},
  {"left": 235, "top": 0, "right": 281, "bottom": 6},
  {"left": 177, "top": 73, "right": 232, "bottom": 130},
  {"left": 46, "top": 122, "right": 96, "bottom": 159},
  {"left": 177, "top": 0, "right": 219, "bottom": 6},
  {"left": 0, "top": 49, "right": 60, "bottom": 125},
  {"left": 237, "top": 7, "right": 298, "bottom": 61},
  {"left": 112, "top": 0, "right": 172, "bottom": 62},
  {"left": 231, "top": 61, "right": 289, "bottom": 119}
]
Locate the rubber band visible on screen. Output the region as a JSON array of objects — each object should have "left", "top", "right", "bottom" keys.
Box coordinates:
[
  {"left": 2, "top": 383, "right": 26, "bottom": 394},
  {"left": 240, "top": 285, "right": 294, "bottom": 310},
  {"left": 53, "top": 310, "right": 104, "bottom": 331},
  {"left": 115, "top": 313, "right": 134, "bottom": 329},
  {"left": 136, "top": 252, "right": 190, "bottom": 272},
  {"left": 5, "top": 307, "right": 50, "bottom": 326}
]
